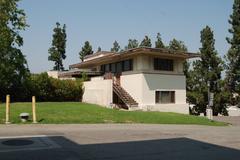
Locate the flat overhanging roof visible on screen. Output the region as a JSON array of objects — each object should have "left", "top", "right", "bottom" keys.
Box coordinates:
[
  {"left": 58, "top": 69, "right": 102, "bottom": 78},
  {"left": 70, "top": 47, "right": 200, "bottom": 69}
]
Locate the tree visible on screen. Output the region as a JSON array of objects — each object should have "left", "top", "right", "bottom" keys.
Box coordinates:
[
  {"left": 225, "top": 0, "right": 240, "bottom": 105},
  {"left": 139, "top": 35, "right": 152, "bottom": 47},
  {"left": 110, "top": 40, "right": 121, "bottom": 52},
  {"left": 188, "top": 26, "right": 227, "bottom": 115},
  {"left": 155, "top": 33, "right": 165, "bottom": 48},
  {"left": 168, "top": 39, "right": 189, "bottom": 86},
  {"left": 168, "top": 38, "right": 187, "bottom": 51},
  {"left": 0, "top": 0, "right": 30, "bottom": 101},
  {"left": 48, "top": 22, "right": 67, "bottom": 71},
  {"left": 79, "top": 41, "right": 93, "bottom": 61},
  {"left": 97, "top": 46, "right": 101, "bottom": 52},
  {"left": 125, "top": 39, "right": 139, "bottom": 50}
]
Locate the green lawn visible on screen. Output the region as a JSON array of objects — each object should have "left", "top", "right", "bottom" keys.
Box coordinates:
[{"left": 0, "top": 102, "right": 225, "bottom": 126}]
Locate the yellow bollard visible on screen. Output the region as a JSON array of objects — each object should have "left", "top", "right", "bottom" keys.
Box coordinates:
[
  {"left": 32, "top": 96, "right": 37, "bottom": 123},
  {"left": 5, "top": 95, "right": 10, "bottom": 124}
]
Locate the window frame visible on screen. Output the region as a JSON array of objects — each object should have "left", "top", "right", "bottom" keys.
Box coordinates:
[
  {"left": 154, "top": 58, "right": 174, "bottom": 71},
  {"left": 123, "top": 59, "right": 133, "bottom": 72},
  {"left": 155, "top": 91, "right": 175, "bottom": 104},
  {"left": 100, "top": 59, "right": 133, "bottom": 74}
]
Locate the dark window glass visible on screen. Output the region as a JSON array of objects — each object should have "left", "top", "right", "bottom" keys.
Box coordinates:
[
  {"left": 155, "top": 91, "right": 175, "bottom": 104},
  {"left": 109, "top": 63, "right": 112, "bottom": 72},
  {"left": 101, "top": 59, "right": 132, "bottom": 74},
  {"left": 155, "top": 91, "right": 160, "bottom": 103},
  {"left": 154, "top": 58, "right": 173, "bottom": 71},
  {"left": 123, "top": 59, "right": 133, "bottom": 71},
  {"left": 105, "top": 64, "right": 110, "bottom": 72},
  {"left": 100, "top": 65, "right": 105, "bottom": 72},
  {"left": 116, "top": 62, "right": 122, "bottom": 73},
  {"left": 111, "top": 63, "right": 116, "bottom": 73}
]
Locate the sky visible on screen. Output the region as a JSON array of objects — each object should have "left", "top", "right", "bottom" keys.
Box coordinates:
[{"left": 18, "top": 0, "right": 233, "bottom": 73}]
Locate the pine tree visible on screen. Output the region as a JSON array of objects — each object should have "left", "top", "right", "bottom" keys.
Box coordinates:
[
  {"left": 200, "top": 26, "right": 222, "bottom": 90},
  {"left": 79, "top": 41, "right": 93, "bottom": 61},
  {"left": 189, "top": 26, "right": 227, "bottom": 115},
  {"left": 139, "top": 36, "right": 152, "bottom": 47},
  {"left": 48, "top": 22, "right": 67, "bottom": 71},
  {"left": 0, "top": 0, "right": 30, "bottom": 101},
  {"left": 168, "top": 38, "right": 187, "bottom": 51},
  {"left": 155, "top": 33, "right": 165, "bottom": 48},
  {"left": 125, "top": 39, "right": 139, "bottom": 50},
  {"left": 110, "top": 40, "right": 120, "bottom": 52},
  {"left": 225, "top": 0, "right": 240, "bottom": 104}
]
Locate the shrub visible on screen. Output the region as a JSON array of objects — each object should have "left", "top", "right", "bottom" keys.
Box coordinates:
[
  {"left": 30, "top": 73, "right": 83, "bottom": 102},
  {"left": 0, "top": 72, "right": 83, "bottom": 102}
]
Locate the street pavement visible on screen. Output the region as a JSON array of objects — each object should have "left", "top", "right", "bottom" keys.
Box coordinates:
[{"left": 0, "top": 124, "right": 240, "bottom": 160}]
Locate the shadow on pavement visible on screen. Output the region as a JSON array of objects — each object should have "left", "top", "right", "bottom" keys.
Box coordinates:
[{"left": 0, "top": 136, "right": 240, "bottom": 160}]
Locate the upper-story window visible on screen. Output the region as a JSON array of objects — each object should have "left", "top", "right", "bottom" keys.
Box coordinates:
[
  {"left": 116, "top": 62, "right": 122, "bottom": 73},
  {"left": 111, "top": 63, "right": 116, "bottom": 73},
  {"left": 154, "top": 58, "right": 173, "bottom": 71},
  {"left": 123, "top": 59, "right": 133, "bottom": 71},
  {"left": 105, "top": 64, "right": 110, "bottom": 72},
  {"left": 100, "top": 59, "right": 133, "bottom": 74}
]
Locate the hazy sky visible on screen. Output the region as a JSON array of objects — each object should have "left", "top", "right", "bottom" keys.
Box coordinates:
[{"left": 19, "top": 0, "right": 232, "bottom": 73}]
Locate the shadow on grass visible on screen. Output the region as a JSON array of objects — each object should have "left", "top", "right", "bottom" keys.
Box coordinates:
[{"left": 0, "top": 136, "right": 240, "bottom": 160}]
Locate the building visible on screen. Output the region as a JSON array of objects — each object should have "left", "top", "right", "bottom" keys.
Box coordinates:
[{"left": 62, "top": 47, "right": 199, "bottom": 114}]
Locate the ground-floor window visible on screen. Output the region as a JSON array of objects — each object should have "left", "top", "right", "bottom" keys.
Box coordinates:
[{"left": 155, "top": 91, "right": 175, "bottom": 104}]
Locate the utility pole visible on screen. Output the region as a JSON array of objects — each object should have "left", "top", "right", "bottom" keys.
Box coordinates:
[{"left": 206, "top": 81, "right": 213, "bottom": 120}]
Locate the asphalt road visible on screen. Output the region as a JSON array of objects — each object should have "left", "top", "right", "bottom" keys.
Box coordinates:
[{"left": 0, "top": 124, "right": 240, "bottom": 160}]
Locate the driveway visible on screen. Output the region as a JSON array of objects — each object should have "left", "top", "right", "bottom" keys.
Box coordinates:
[
  {"left": 214, "top": 116, "right": 240, "bottom": 126},
  {"left": 0, "top": 124, "right": 240, "bottom": 160}
]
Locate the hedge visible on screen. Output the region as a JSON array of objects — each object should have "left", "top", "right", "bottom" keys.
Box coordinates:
[{"left": 1, "top": 73, "right": 83, "bottom": 102}]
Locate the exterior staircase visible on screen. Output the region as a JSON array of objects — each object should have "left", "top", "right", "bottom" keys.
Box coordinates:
[{"left": 113, "top": 83, "right": 138, "bottom": 109}]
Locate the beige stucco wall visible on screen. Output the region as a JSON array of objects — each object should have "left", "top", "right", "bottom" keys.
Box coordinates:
[
  {"left": 142, "top": 74, "right": 186, "bottom": 105},
  {"left": 82, "top": 78, "right": 113, "bottom": 107},
  {"left": 121, "top": 73, "right": 188, "bottom": 114},
  {"left": 47, "top": 71, "right": 76, "bottom": 80},
  {"left": 121, "top": 74, "right": 143, "bottom": 105},
  {"left": 132, "top": 55, "right": 184, "bottom": 74},
  {"left": 47, "top": 71, "right": 59, "bottom": 79},
  {"left": 142, "top": 104, "right": 189, "bottom": 114}
]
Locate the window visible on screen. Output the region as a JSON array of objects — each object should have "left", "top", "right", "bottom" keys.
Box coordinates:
[
  {"left": 100, "top": 59, "right": 133, "bottom": 74},
  {"left": 105, "top": 64, "right": 110, "bottom": 72},
  {"left": 155, "top": 91, "right": 175, "bottom": 104},
  {"left": 154, "top": 58, "right": 173, "bottom": 71},
  {"left": 100, "top": 65, "right": 105, "bottom": 72},
  {"left": 111, "top": 63, "right": 116, "bottom": 73},
  {"left": 123, "top": 59, "right": 133, "bottom": 71},
  {"left": 116, "top": 62, "right": 122, "bottom": 73}
]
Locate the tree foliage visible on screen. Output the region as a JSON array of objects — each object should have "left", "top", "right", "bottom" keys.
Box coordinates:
[
  {"left": 125, "top": 39, "right": 139, "bottom": 50},
  {"left": 155, "top": 33, "right": 165, "bottom": 48},
  {"left": 31, "top": 73, "right": 82, "bottom": 102},
  {"left": 110, "top": 40, "right": 121, "bottom": 52},
  {"left": 139, "top": 35, "right": 152, "bottom": 47},
  {"left": 187, "top": 26, "right": 227, "bottom": 115},
  {"left": 79, "top": 41, "right": 93, "bottom": 61},
  {"left": 0, "top": 0, "right": 30, "bottom": 101},
  {"left": 48, "top": 22, "right": 67, "bottom": 71},
  {"left": 168, "top": 38, "right": 187, "bottom": 51},
  {"left": 225, "top": 0, "right": 240, "bottom": 104}
]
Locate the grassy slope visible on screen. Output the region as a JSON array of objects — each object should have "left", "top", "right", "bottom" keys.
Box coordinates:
[{"left": 0, "top": 102, "right": 225, "bottom": 126}]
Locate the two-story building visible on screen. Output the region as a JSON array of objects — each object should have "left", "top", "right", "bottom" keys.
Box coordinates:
[{"left": 61, "top": 47, "right": 199, "bottom": 114}]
